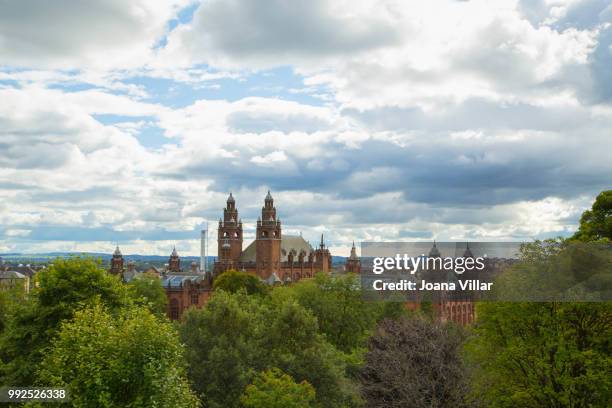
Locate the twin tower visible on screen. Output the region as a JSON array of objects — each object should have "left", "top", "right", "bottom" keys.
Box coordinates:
[{"left": 214, "top": 191, "right": 332, "bottom": 282}]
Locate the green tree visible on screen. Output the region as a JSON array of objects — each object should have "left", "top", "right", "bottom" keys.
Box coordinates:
[
  {"left": 240, "top": 368, "right": 316, "bottom": 408},
  {"left": 572, "top": 190, "right": 612, "bottom": 241},
  {"left": 274, "top": 273, "right": 387, "bottom": 353},
  {"left": 128, "top": 272, "right": 168, "bottom": 317},
  {"left": 180, "top": 291, "right": 261, "bottom": 408},
  {"left": 39, "top": 302, "right": 199, "bottom": 408},
  {"left": 0, "top": 256, "right": 131, "bottom": 386},
  {"left": 213, "top": 269, "right": 268, "bottom": 296},
  {"left": 490, "top": 239, "right": 611, "bottom": 301},
  {"left": 465, "top": 302, "right": 611, "bottom": 407},
  {"left": 179, "top": 291, "right": 358, "bottom": 408},
  {"left": 0, "top": 286, "right": 25, "bottom": 334},
  {"left": 259, "top": 296, "right": 357, "bottom": 408},
  {"left": 466, "top": 240, "right": 612, "bottom": 407}
]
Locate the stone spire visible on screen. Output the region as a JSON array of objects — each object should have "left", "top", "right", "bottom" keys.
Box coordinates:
[{"left": 349, "top": 241, "right": 358, "bottom": 259}]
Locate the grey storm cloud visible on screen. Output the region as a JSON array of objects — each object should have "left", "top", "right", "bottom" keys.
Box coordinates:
[
  {"left": 165, "top": 128, "right": 611, "bottom": 210},
  {"left": 342, "top": 98, "right": 603, "bottom": 133}
]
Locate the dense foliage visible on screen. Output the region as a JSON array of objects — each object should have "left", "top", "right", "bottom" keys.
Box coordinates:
[
  {"left": 179, "top": 289, "right": 359, "bottom": 408},
  {"left": 39, "top": 302, "right": 199, "bottom": 408},
  {"left": 128, "top": 271, "right": 168, "bottom": 317},
  {"left": 466, "top": 302, "right": 611, "bottom": 407},
  {"left": 240, "top": 368, "right": 316, "bottom": 408},
  {"left": 0, "top": 257, "right": 131, "bottom": 386},
  {"left": 213, "top": 269, "right": 268, "bottom": 296},
  {"left": 572, "top": 190, "right": 612, "bottom": 241},
  {"left": 465, "top": 228, "right": 612, "bottom": 407}
]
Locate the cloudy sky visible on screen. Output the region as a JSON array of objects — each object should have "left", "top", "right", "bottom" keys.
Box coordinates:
[{"left": 0, "top": 0, "right": 611, "bottom": 256}]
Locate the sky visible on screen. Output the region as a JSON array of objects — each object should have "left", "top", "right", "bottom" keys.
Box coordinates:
[{"left": 0, "top": 0, "right": 611, "bottom": 256}]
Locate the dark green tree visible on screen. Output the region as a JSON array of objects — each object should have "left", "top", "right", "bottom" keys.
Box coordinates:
[
  {"left": 180, "top": 291, "right": 261, "bottom": 408},
  {"left": 128, "top": 271, "right": 168, "bottom": 317},
  {"left": 0, "top": 256, "right": 131, "bottom": 386},
  {"left": 39, "top": 302, "right": 199, "bottom": 408},
  {"left": 572, "top": 190, "right": 612, "bottom": 241},
  {"left": 179, "top": 290, "right": 358, "bottom": 408},
  {"left": 213, "top": 269, "right": 268, "bottom": 296},
  {"left": 466, "top": 239, "right": 612, "bottom": 407},
  {"left": 240, "top": 368, "right": 316, "bottom": 408}
]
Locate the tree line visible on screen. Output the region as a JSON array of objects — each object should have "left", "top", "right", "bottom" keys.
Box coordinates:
[{"left": 0, "top": 190, "right": 609, "bottom": 407}]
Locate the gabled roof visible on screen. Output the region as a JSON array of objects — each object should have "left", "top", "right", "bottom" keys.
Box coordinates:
[
  {"left": 0, "top": 270, "right": 26, "bottom": 279},
  {"left": 238, "top": 235, "right": 313, "bottom": 263}
]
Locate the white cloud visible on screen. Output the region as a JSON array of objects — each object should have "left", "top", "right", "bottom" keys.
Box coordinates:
[{"left": 0, "top": 0, "right": 610, "bottom": 255}]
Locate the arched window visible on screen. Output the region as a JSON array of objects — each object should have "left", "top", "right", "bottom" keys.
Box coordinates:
[
  {"left": 170, "top": 298, "right": 179, "bottom": 320},
  {"left": 191, "top": 292, "right": 199, "bottom": 305}
]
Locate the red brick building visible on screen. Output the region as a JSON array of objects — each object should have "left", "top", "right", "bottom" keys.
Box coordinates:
[{"left": 214, "top": 192, "right": 332, "bottom": 283}]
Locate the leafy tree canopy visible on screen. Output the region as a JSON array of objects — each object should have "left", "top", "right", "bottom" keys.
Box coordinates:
[
  {"left": 180, "top": 290, "right": 359, "bottom": 408},
  {"left": 0, "top": 256, "right": 131, "bottom": 386},
  {"left": 128, "top": 271, "right": 168, "bottom": 317},
  {"left": 213, "top": 269, "right": 268, "bottom": 296},
  {"left": 273, "top": 273, "right": 408, "bottom": 354},
  {"left": 240, "top": 368, "right": 316, "bottom": 408},
  {"left": 39, "top": 302, "right": 199, "bottom": 408},
  {"left": 572, "top": 190, "right": 612, "bottom": 242},
  {"left": 465, "top": 302, "right": 611, "bottom": 407},
  {"left": 466, "top": 239, "right": 612, "bottom": 407}
]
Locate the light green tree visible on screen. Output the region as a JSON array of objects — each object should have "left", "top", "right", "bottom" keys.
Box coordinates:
[
  {"left": 39, "top": 302, "right": 199, "bottom": 408},
  {"left": 274, "top": 273, "right": 404, "bottom": 354},
  {"left": 572, "top": 190, "right": 612, "bottom": 242},
  {"left": 0, "top": 256, "right": 131, "bottom": 386},
  {"left": 240, "top": 368, "right": 316, "bottom": 408}
]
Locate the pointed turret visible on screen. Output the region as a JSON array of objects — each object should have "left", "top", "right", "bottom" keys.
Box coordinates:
[
  {"left": 168, "top": 246, "right": 181, "bottom": 273},
  {"left": 463, "top": 242, "right": 474, "bottom": 259},
  {"left": 349, "top": 241, "right": 358, "bottom": 259},
  {"left": 345, "top": 240, "right": 361, "bottom": 273},
  {"left": 429, "top": 240, "right": 441, "bottom": 258}
]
